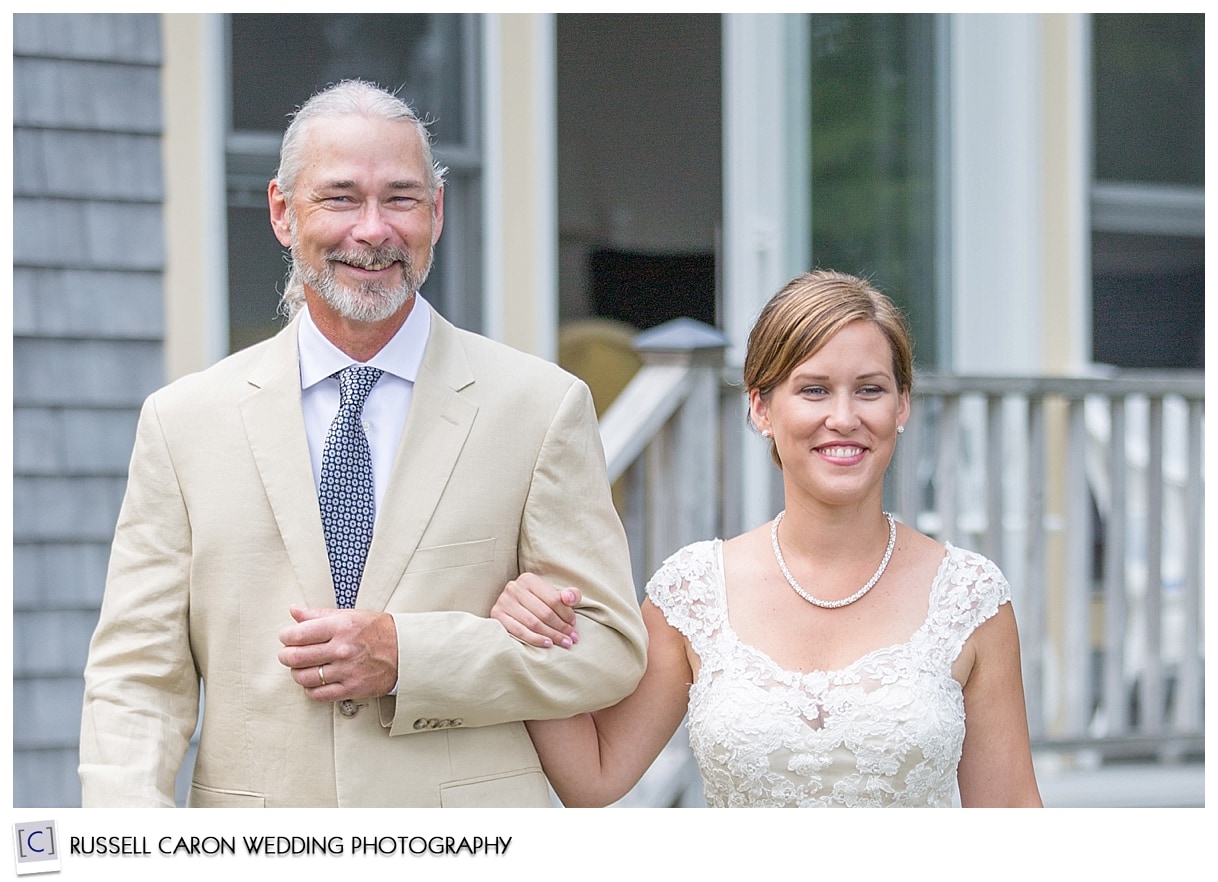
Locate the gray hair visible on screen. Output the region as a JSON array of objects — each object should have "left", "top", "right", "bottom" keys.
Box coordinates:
[{"left": 274, "top": 79, "right": 448, "bottom": 202}]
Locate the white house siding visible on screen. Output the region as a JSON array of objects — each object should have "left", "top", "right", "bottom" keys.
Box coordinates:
[{"left": 11, "top": 13, "right": 166, "bottom": 807}]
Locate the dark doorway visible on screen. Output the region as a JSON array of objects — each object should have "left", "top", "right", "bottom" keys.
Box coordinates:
[{"left": 556, "top": 15, "right": 723, "bottom": 333}]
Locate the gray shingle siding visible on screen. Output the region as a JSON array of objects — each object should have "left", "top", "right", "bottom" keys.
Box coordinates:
[
  {"left": 12, "top": 60, "right": 162, "bottom": 132},
  {"left": 12, "top": 13, "right": 165, "bottom": 808},
  {"left": 13, "top": 477, "right": 133, "bottom": 543},
  {"left": 14, "top": 408, "right": 143, "bottom": 476},
  {"left": 13, "top": 544, "right": 113, "bottom": 610},
  {"left": 14, "top": 130, "right": 165, "bottom": 201},
  {"left": 14, "top": 611, "right": 101, "bottom": 679},
  {"left": 14, "top": 338, "right": 163, "bottom": 408},
  {"left": 12, "top": 679, "right": 88, "bottom": 751},
  {"left": 13, "top": 13, "right": 162, "bottom": 64},
  {"left": 13, "top": 268, "right": 164, "bottom": 339},
  {"left": 13, "top": 749, "right": 86, "bottom": 811},
  {"left": 14, "top": 199, "right": 165, "bottom": 271}
]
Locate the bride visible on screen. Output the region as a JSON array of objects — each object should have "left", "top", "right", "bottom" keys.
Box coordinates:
[{"left": 492, "top": 270, "right": 1042, "bottom": 808}]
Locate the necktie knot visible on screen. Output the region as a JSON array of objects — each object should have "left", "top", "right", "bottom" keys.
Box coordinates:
[{"left": 335, "top": 365, "right": 383, "bottom": 414}]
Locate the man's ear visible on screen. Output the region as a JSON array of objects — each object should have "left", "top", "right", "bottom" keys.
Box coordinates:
[
  {"left": 268, "top": 179, "right": 292, "bottom": 247},
  {"left": 430, "top": 185, "right": 445, "bottom": 245}
]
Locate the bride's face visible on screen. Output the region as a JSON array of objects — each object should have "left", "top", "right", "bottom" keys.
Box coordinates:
[{"left": 750, "top": 320, "right": 909, "bottom": 508}]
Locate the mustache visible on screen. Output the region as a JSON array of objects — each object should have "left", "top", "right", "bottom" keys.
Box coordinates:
[{"left": 325, "top": 245, "right": 413, "bottom": 271}]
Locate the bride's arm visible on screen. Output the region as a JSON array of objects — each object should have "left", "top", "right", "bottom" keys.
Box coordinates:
[
  {"left": 492, "top": 583, "right": 692, "bottom": 807},
  {"left": 955, "top": 603, "right": 1043, "bottom": 807},
  {"left": 527, "top": 600, "right": 692, "bottom": 806}
]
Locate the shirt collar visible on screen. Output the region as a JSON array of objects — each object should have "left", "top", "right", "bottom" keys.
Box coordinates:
[{"left": 298, "top": 295, "right": 432, "bottom": 391}]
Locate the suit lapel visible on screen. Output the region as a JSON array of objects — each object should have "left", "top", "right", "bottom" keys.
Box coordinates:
[
  {"left": 357, "top": 309, "right": 478, "bottom": 612},
  {"left": 239, "top": 317, "right": 336, "bottom": 609}
]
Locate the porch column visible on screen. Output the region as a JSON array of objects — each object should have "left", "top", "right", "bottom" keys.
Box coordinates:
[{"left": 482, "top": 13, "right": 558, "bottom": 359}]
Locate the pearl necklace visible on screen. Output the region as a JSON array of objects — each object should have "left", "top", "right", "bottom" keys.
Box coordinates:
[{"left": 770, "top": 510, "right": 897, "bottom": 609}]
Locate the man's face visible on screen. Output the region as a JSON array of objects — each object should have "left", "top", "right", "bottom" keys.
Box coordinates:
[{"left": 270, "top": 114, "right": 444, "bottom": 324}]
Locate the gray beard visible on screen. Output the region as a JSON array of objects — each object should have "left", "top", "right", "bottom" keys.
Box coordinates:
[{"left": 291, "top": 243, "right": 432, "bottom": 324}]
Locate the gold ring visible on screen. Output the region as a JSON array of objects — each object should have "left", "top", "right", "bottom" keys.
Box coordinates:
[{"left": 317, "top": 665, "right": 327, "bottom": 687}]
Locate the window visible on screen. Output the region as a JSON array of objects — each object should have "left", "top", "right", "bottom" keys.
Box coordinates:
[
  {"left": 808, "top": 14, "right": 944, "bottom": 368},
  {"left": 224, "top": 14, "right": 481, "bottom": 352},
  {"left": 1090, "top": 13, "right": 1203, "bottom": 369}
]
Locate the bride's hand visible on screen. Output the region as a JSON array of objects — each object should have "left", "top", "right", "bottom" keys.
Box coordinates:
[{"left": 490, "top": 573, "right": 582, "bottom": 649}]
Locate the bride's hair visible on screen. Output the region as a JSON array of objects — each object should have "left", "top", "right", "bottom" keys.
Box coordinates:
[
  {"left": 744, "top": 270, "right": 914, "bottom": 466},
  {"left": 745, "top": 269, "right": 913, "bottom": 399}
]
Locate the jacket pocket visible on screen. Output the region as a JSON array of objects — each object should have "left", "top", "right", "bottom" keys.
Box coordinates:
[
  {"left": 439, "top": 768, "right": 552, "bottom": 807},
  {"left": 187, "top": 783, "right": 267, "bottom": 808},
  {"left": 409, "top": 538, "right": 496, "bottom": 572}
]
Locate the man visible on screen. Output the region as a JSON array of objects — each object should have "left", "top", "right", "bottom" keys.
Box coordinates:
[{"left": 78, "top": 80, "right": 647, "bottom": 807}]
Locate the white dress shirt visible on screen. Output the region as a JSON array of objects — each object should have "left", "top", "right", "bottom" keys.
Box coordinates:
[{"left": 298, "top": 297, "right": 432, "bottom": 522}]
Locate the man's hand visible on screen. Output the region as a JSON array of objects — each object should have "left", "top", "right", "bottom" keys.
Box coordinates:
[{"left": 278, "top": 606, "right": 398, "bottom": 702}]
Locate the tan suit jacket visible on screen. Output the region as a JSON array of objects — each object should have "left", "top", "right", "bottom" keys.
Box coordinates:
[{"left": 79, "top": 306, "right": 647, "bottom": 807}]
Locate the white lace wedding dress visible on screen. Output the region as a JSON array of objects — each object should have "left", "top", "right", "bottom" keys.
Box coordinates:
[{"left": 647, "top": 539, "right": 1011, "bottom": 807}]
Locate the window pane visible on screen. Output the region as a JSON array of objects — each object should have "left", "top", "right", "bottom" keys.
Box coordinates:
[
  {"left": 1092, "top": 231, "right": 1203, "bottom": 369},
  {"left": 227, "top": 204, "right": 290, "bottom": 353},
  {"left": 1093, "top": 14, "right": 1203, "bottom": 186},
  {"left": 809, "top": 14, "right": 941, "bottom": 367},
  {"left": 1091, "top": 14, "right": 1204, "bottom": 369},
  {"left": 230, "top": 14, "right": 468, "bottom": 145}
]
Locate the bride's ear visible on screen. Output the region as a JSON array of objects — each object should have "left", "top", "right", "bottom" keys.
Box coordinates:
[{"left": 748, "top": 389, "right": 771, "bottom": 438}]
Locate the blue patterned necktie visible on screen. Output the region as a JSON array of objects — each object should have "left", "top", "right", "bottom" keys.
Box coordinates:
[{"left": 319, "top": 365, "right": 383, "bottom": 608}]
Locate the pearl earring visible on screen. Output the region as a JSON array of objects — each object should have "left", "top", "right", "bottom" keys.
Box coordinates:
[
  {"left": 896, "top": 425, "right": 905, "bottom": 435},
  {"left": 761, "top": 430, "right": 772, "bottom": 439}
]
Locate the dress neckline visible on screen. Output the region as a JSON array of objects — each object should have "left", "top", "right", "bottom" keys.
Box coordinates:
[{"left": 712, "top": 538, "right": 957, "bottom": 680}]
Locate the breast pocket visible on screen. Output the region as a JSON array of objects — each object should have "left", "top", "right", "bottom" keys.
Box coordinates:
[
  {"left": 397, "top": 538, "right": 501, "bottom": 612},
  {"left": 409, "top": 538, "right": 496, "bottom": 572}
]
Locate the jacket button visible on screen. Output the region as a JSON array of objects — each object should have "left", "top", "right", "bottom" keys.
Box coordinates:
[{"left": 338, "top": 699, "right": 358, "bottom": 717}]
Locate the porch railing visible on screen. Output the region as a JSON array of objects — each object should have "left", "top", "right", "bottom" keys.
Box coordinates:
[
  {"left": 892, "top": 371, "right": 1205, "bottom": 759},
  {"left": 596, "top": 319, "right": 1204, "bottom": 805}
]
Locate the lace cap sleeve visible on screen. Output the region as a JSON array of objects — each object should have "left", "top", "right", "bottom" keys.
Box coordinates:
[
  {"left": 929, "top": 545, "right": 1013, "bottom": 666},
  {"left": 644, "top": 540, "right": 725, "bottom": 647}
]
